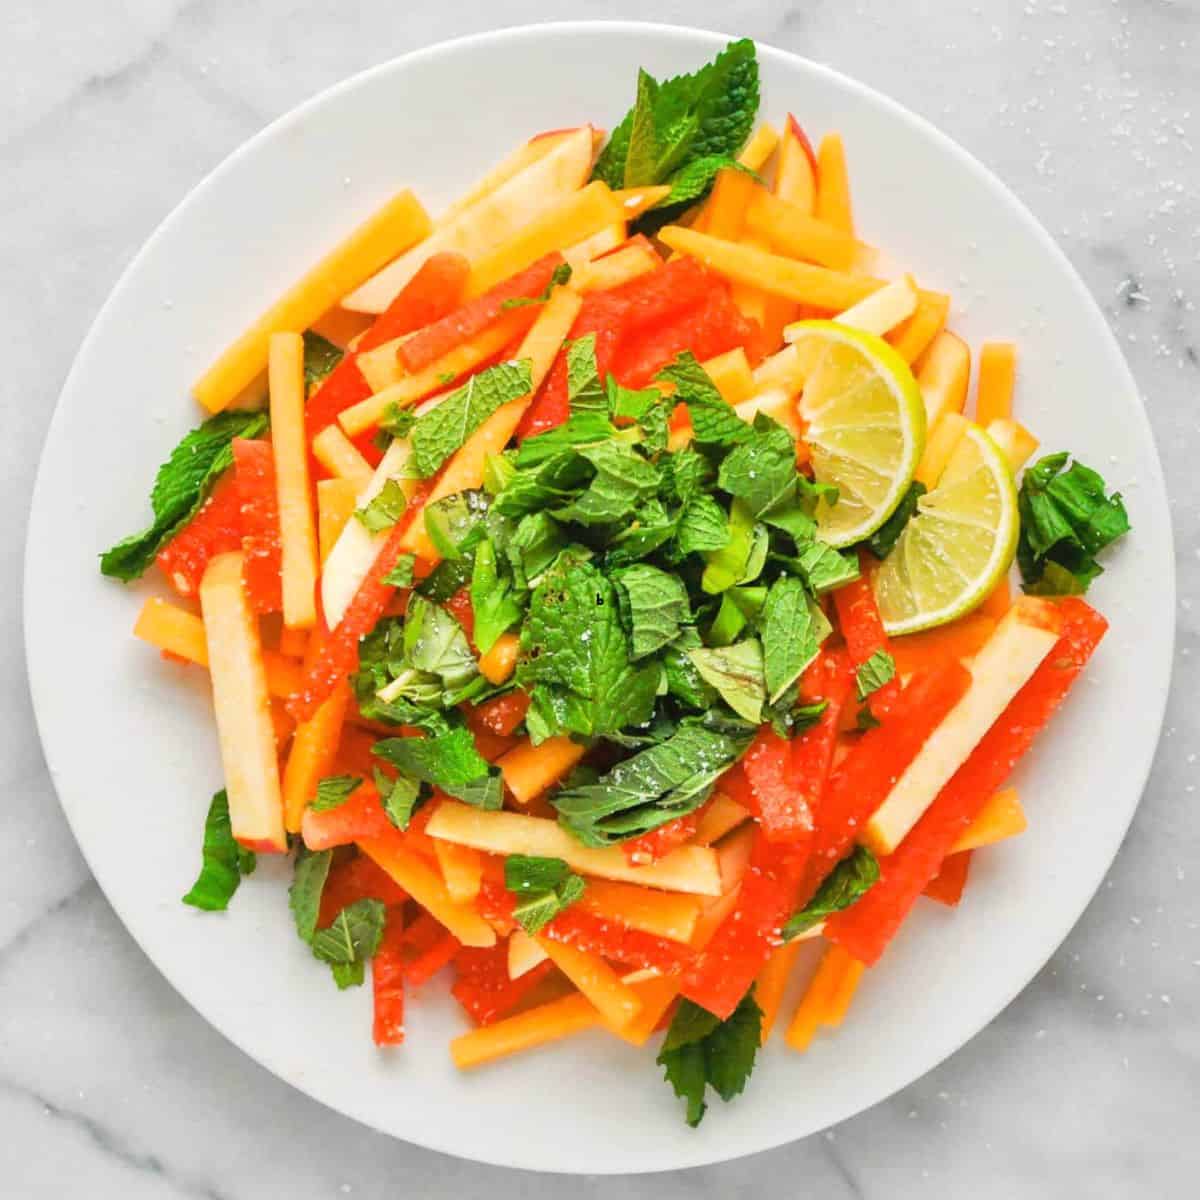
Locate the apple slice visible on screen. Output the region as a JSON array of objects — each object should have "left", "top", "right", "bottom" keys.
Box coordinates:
[
  {"left": 198, "top": 551, "right": 286, "bottom": 851},
  {"left": 342, "top": 126, "right": 594, "bottom": 313},
  {"left": 318, "top": 437, "right": 419, "bottom": 627},
  {"left": 425, "top": 802, "right": 723, "bottom": 896},
  {"left": 863, "top": 598, "right": 1063, "bottom": 856},
  {"left": 775, "top": 114, "right": 818, "bottom": 213},
  {"left": 435, "top": 128, "right": 580, "bottom": 228}
]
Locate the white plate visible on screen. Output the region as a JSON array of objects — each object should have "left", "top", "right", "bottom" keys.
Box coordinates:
[{"left": 24, "top": 21, "right": 1173, "bottom": 1174}]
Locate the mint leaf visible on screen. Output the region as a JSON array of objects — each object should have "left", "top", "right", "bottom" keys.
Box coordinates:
[
  {"left": 303, "top": 331, "right": 344, "bottom": 390},
  {"left": 661, "top": 447, "right": 712, "bottom": 507},
  {"left": 701, "top": 501, "right": 766, "bottom": 593},
  {"left": 663, "top": 629, "right": 719, "bottom": 710},
  {"left": 518, "top": 559, "right": 659, "bottom": 739},
  {"left": 100, "top": 409, "right": 269, "bottom": 581},
  {"left": 658, "top": 989, "right": 762, "bottom": 1127},
  {"left": 783, "top": 846, "right": 880, "bottom": 939},
  {"left": 402, "top": 594, "right": 478, "bottom": 695},
  {"left": 855, "top": 650, "right": 896, "bottom": 701},
  {"left": 657, "top": 353, "right": 749, "bottom": 448},
  {"left": 471, "top": 537, "right": 523, "bottom": 654},
  {"left": 687, "top": 640, "right": 766, "bottom": 723},
  {"left": 677, "top": 494, "right": 730, "bottom": 556},
  {"left": 856, "top": 704, "right": 882, "bottom": 731},
  {"left": 552, "top": 441, "right": 660, "bottom": 526},
  {"left": 181, "top": 791, "right": 256, "bottom": 911},
  {"left": 761, "top": 576, "right": 830, "bottom": 703},
  {"left": 553, "top": 723, "right": 750, "bottom": 847},
  {"left": 504, "top": 511, "right": 569, "bottom": 590},
  {"left": 660, "top": 155, "right": 748, "bottom": 207},
  {"left": 1018, "top": 452, "right": 1130, "bottom": 593},
  {"left": 410, "top": 360, "right": 533, "bottom": 477},
  {"left": 606, "top": 499, "right": 678, "bottom": 565},
  {"left": 288, "top": 845, "right": 332, "bottom": 943},
  {"left": 374, "top": 726, "right": 502, "bottom": 809},
  {"left": 355, "top": 478, "right": 407, "bottom": 533},
  {"left": 311, "top": 774, "right": 363, "bottom": 812},
  {"left": 781, "top": 539, "right": 861, "bottom": 594},
  {"left": 374, "top": 767, "right": 423, "bottom": 831},
  {"left": 423, "top": 488, "right": 490, "bottom": 560},
  {"left": 867, "top": 481, "right": 926, "bottom": 560},
  {"left": 311, "top": 898, "right": 386, "bottom": 989},
  {"left": 613, "top": 564, "right": 691, "bottom": 659},
  {"left": 504, "top": 854, "right": 586, "bottom": 934},
  {"left": 382, "top": 553, "right": 416, "bottom": 588},
  {"left": 379, "top": 403, "right": 416, "bottom": 438},
  {"left": 500, "top": 262, "right": 573, "bottom": 309},
  {"left": 624, "top": 68, "right": 663, "bottom": 187},
  {"left": 717, "top": 414, "right": 798, "bottom": 518},
  {"left": 565, "top": 334, "right": 608, "bottom": 416}
]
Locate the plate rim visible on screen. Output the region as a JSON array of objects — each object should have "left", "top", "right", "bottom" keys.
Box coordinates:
[{"left": 23, "top": 19, "right": 1175, "bottom": 1174}]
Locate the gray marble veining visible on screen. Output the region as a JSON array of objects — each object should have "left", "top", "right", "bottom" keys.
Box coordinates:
[{"left": 3, "top": 2, "right": 1199, "bottom": 1196}]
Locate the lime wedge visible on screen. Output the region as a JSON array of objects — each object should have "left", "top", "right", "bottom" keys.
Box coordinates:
[
  {"left": 874, "top": 423, "right": 1019, "bottom": 635},
  {"left": 794, "top": 321, "right": 926, "bottom": 548}
]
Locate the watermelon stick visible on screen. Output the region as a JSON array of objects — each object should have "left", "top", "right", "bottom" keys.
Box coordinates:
[{"left": 826, "top": 597, "right": 1108, "bottom": 965}]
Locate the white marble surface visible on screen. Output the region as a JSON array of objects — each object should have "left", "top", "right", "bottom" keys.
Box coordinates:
[{"left": 3, "top": 1, "right": 1198, "bottom": 1195}]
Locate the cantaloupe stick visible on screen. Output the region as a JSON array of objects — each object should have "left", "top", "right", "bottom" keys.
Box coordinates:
[
  {"left": 612, "top": 184, "right": 671, "bottom": 220},
  {"left": 311, "top": 425, "right": 374, "bottom": 491},
  {"left": 572, "top": 243, "right": 660, "bottom": 293},
  {"left": 705, "top": 168, "right": 758, "bottom": 240},
  {"left": 465, "top": 181, "right": 625, "bottom": 297},
  {"left": 986, "top": 417, "right": 1038, "bottom": 472},
  {"left": 815, "top": 133, "right": 854, "bottom": 235},
  {"left": 976, "top": 341, "right": 1017, "bottom": 425},
  {"left": 745, "top": 191, "right": 868, "bottom": 272},
  {"left": 193, "top": 190, "right": 430, "bottom": 412},
  {"left": 694, "top": 793, "right": 751, "bottom": 845},
  {"left": 497, "top": 735, "right": 587, "bottom": 805},
  {"left": 352, "top": 336, "right": 410, "bottom": 393},
  {"left": 733, "top": 388, "right": 802, "bottom": 439},
  {"left": 359, "top": 836, "right": 496, "bottom": 947},
  {"left": 915, "top": 412, "right": 970, "bottom": 488},
  {"left": 785, "top": 942, "right": 846, "bottom": 1052},
  {"left": 756, "top": 941, "right": 803, "bottom": 1043},
  {"left": 888, "top": 290, "right": 950, "bottom": 364},
  {"left": 426, "top": 801, "right": 723, "bottom": 896},
  {"left": 660, "top": 226, "right": 879, "bottom": 309},
  {"left": 308, "top": 305, "right": 374, "bottom": 349},
  {"left": 397, "top": 289, "right": 582, "bottom": 561},
  {"left": 345, "top": 309, "right": 529, "bottom": 427},
  {"left": 816, "top": 276, "right": 918, "bottom": 338},
  {"left": 738, "top": 121, "right": 780, "bottom": 172},
  {"left": 269, "top": 701, "right": 295, "bottom": 748},
  {"left": 699, "top": 347, "right": 755, "bottom": 404},
  {"left": 508, "top": 928, "right": 549, "bottom": 979},
  {"left": 775, "top": 115, "right": 818, "bottom": 214},
  {"left": 345, "top": 128, "right": 593, "bottom": 313},
  {"left": 889, "top": 614, "right": 997, "bottom": 676},
  {"left": 316, "top": 478, "right": 358, "bottom": 562},
  {"left": 198, "top": 552, "right": 286, "bottom": 850},
  {"left": 730, "top": 229, "right": 798, "bottom": 356},
  {"left": 133, "top": 597, "right": 302, "bottom": 699},
  {"left": 562, "top": 222, "right": 625, "bottom": 271},
  {"left": 433, "top": 839, "right": 484, "bottom": 904},
  {"left": 864, "top": 598, "right": 1063, "bottom": 856},
  {"left": 282, "top": 680, "right": 350, "bottom": 833},
  {"left": 478, "top": 632, "right": 520, "bottom": 685},
  {"left": 579, "top": 880, "right": 702, "bottom": 943},
  {"left": 614, "top": 974, "right": 685, "bottom": 1047},
  {"left": 821, "top": 946, "right": 866, "bottom": 1028},
  {"left": 751, "top": 342, "right": 809, "bottom": 398},
  {"left": 451, "top": 991, "right": 600, "bottom": 1069},
  {"left": 951, "top": 787, "right": 1026, "bottom": 853},
  {"left": 277, "top": 626, "right": 308, "bottom": 659},
  {"left": 917, "top": 331, "right": 971, "bottom": 428},
  {"left": 437, "top": 129, "right": 579, "bottom": 228},
  {"left": 534, "top": 935, "right": 642, "bottom": 1032},
  {"left": 268, "top": 334, "right": 319, "bottom": 630}
]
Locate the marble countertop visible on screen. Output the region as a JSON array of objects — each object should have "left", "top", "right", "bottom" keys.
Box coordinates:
[{"left": 4, "top": 1, "right": 1198, "bottom": 1195}]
